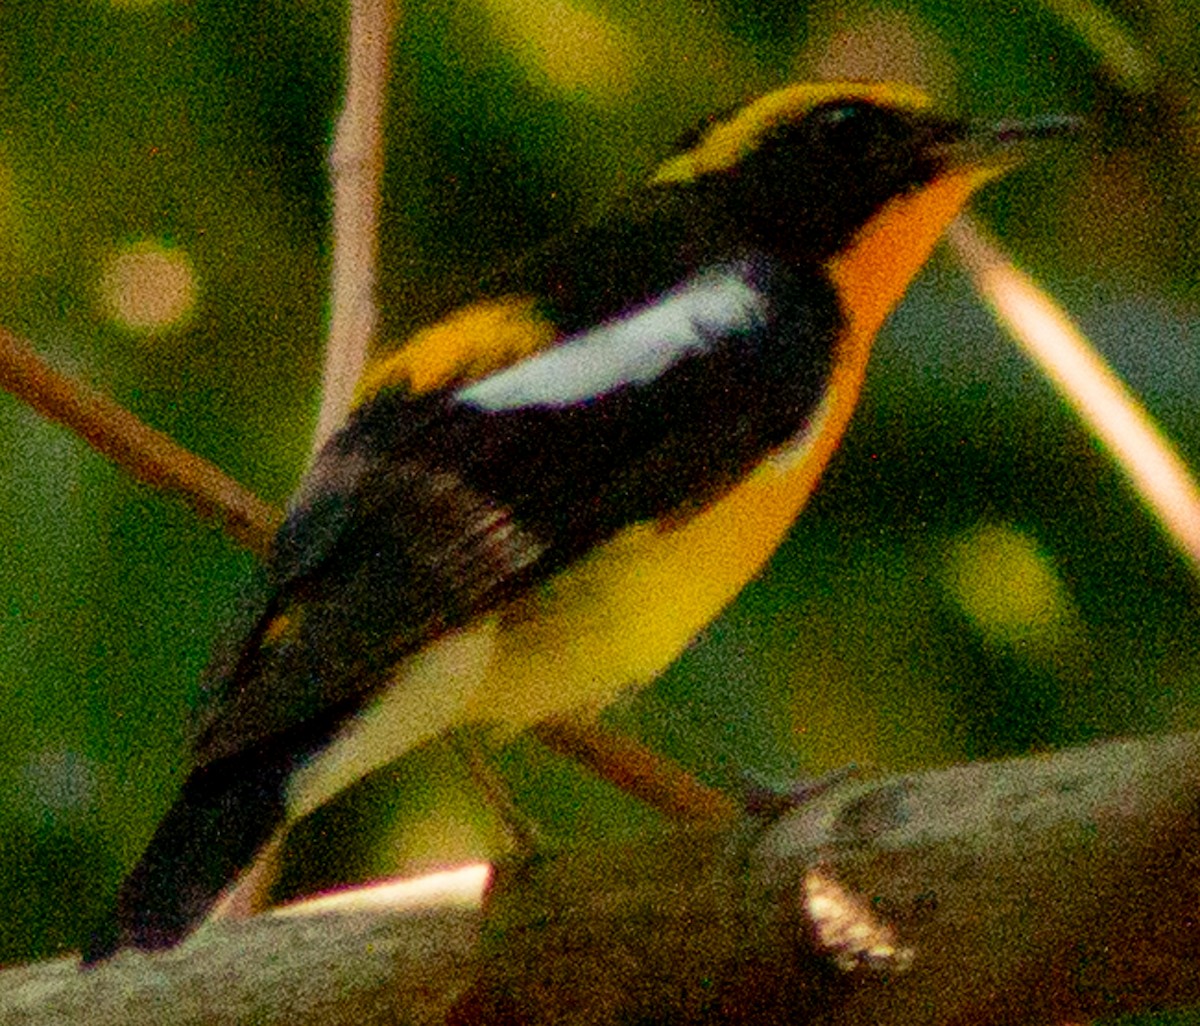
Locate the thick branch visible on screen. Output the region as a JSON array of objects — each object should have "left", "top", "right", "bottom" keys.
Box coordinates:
[
  {"left": 5, "top": 731, "right": 1200, "bottom": 1025},
  {"left": 0, "top": 904, "right": 480, "bottom": 1026}
]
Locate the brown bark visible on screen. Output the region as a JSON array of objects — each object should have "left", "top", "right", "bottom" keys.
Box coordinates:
[{"left": 5, "top": 731, "right": 1199, "bottom": 1025}]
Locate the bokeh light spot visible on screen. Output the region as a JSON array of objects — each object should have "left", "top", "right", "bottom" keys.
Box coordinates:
[
  {"left": 483, "top": 0, "right": 634, "bottom": 101},
  {"left": 99, "top": 239, "right": 197, "bottom": 333},
  {"left": 21, "top": 749, "right": 97, "bottom": 820},
  {"left": 943, "top": 523, "right": 1072, "bottom": 644}
]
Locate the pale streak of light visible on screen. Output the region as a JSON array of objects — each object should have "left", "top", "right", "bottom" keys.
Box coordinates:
[
  {"left": 804, "top": 868, "right": 913, "bottom": 972},
  {"left": 271, "top": 862, "right": 491, "bottom": 918},
  {"left": 948, "top": 216, "right": 1200, "bottom": 579},
  {"left": 313, "top": 0, "right": 399, "bottom": 457}
]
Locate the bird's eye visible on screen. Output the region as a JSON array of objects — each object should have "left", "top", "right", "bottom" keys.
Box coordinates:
[
  {"left": 803, "top": 101, "right": 911, "bottom": 156},
  {"left": 807, "top": 101, "right": 881, "bottom": 139},
  {"left": 812, "top": 102, "right": 869, "bottom": 128}
]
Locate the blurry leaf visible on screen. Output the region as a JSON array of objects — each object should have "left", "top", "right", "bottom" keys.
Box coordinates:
[
  {"left": 480, "top": 0, "right": 636, "bottom": 102},
  {"left": 1034, "top": 0, "right": 1158, "bottom": 92}
]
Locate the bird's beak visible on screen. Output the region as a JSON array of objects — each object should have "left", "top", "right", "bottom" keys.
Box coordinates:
[
  {"left": 827, "top": 111, "right": 1080, "bottom": 357},
  {"left": 934, "top": 113, "right": 1084, "bottom": 175}
]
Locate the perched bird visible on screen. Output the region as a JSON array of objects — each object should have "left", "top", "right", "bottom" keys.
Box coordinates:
[{"left": 86, "top": 81, "right": 1060, "bottom": 960}]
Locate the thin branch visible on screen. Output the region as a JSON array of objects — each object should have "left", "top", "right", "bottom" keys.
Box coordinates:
[
  {"left": 313, "top": 0, "right": 400, "bottom": 456},
  {"left": 533, "top": 717, "right": 739, "bottom": 825},
  {"left": 0, "top": 325, "right": 281, "bottom": 555},
  {"left": 1032, "top": 0, "right": 1158, "bottom": 93}
]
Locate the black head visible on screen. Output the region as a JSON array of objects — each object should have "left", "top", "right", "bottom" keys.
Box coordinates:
[{"left": 652, "top": 83, "right": 986, "bottom": 262}]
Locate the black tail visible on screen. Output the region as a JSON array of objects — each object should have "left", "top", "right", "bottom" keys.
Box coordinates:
[{"left": 82, "top": 746, "right": 292, "bottom": 964}]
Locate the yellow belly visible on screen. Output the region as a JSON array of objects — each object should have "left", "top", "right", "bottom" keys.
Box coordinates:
[
  {"left": 286, "top": 384, "right": 854, "bottom": 821},
  {"left": 467, "top": 401, "right": 841, "bottom": 728}
]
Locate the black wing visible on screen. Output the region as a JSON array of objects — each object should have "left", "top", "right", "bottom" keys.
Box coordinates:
[
  {"left": 190, "top": 391, "right": 548, "bottom": 766},
  {"left": 190, "top": 253, "right": 840, "bottom": 769}
]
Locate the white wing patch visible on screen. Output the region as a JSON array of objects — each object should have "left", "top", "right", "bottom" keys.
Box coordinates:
[{"left": 456, "top": 265, "right": 770, "bottom": 411}]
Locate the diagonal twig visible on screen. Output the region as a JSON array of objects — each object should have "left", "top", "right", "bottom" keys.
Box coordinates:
[
  {"left": 949, "top": 215, "right": 1200, "bottom": 579},
  {"left": 0, "top": 320, "right": 730, "bottom": 825},
  {"left": 0, "top": 325, "right": 282, "bottom": 555}
]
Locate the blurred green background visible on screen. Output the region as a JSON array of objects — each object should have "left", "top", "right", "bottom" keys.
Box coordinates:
[{"left": 0, "top": 0, "right": 1198, "bottom": 1000}]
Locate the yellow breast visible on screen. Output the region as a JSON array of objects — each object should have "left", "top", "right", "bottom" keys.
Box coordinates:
[
  {"left": 286, "top": 166, "right": 992, "bottom": 821},
  {"left": 468, "top": 390, "right": 850, "bottom": 728}
]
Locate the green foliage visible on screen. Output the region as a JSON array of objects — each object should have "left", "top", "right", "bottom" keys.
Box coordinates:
[{"left": 0, "top": 5, "right": 1198, "bottom": 1005}]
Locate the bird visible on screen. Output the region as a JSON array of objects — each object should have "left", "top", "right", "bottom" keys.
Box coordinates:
[{"left": 84, "top": 80, "right": 1063, "bottom": 961}]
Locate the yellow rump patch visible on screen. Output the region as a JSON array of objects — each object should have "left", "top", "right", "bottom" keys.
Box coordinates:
[
  {"left": 651, "top": 81, "right": 933, "bottom": 186},
  {"left": 354, "top": 296, "right": 559, "bottom": 404},
  {"left": 260, "top": 612, "right": 297, "bottom": 646}
]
